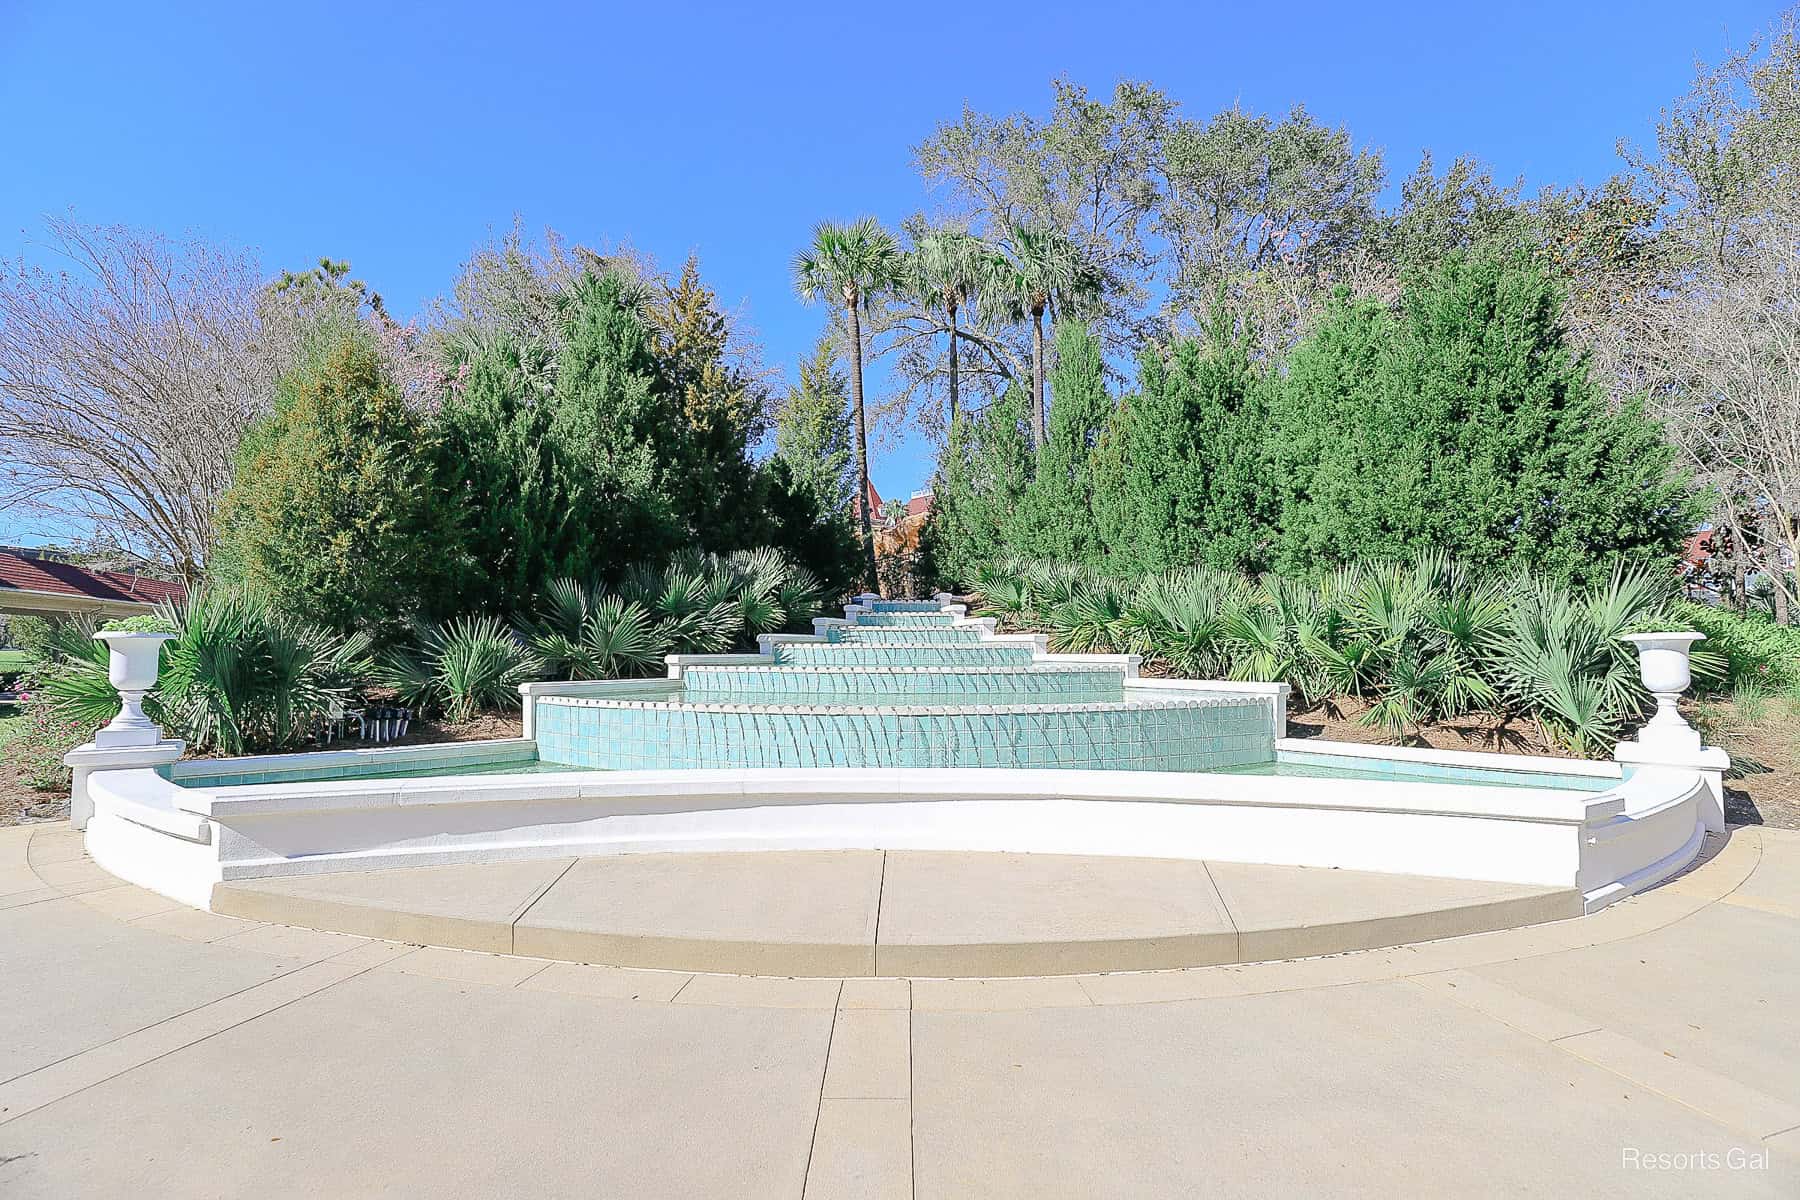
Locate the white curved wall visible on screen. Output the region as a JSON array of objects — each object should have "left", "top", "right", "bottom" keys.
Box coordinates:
[{"left": 82, "top": 748, "right": 1710, "bottom": 919}]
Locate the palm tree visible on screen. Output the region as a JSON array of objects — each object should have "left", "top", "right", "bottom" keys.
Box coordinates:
[
  {"left": 906, "top": 228, "right": 988, "bottom": 425},
  {"left": 793, "top": 219, "right": 902, "bottom": 594},
  {"left": 991, "top": 223, "right": 1100, "bottom": 447}
]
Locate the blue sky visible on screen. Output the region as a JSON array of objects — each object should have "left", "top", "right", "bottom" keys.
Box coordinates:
[{"left": 0, "top": 0, "right": 1784, "bottom": 548}]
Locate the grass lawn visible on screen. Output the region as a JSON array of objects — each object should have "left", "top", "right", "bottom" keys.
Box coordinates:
[{"left": 0, "top": 649, "right": 26, "bottom": 674}]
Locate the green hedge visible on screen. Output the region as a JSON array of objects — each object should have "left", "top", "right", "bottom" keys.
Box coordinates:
[{"left": 1671, "top": 601, "right": 1800, "bottom": 691}]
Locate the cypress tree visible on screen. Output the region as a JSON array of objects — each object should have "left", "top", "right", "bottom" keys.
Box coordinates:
[
  {"left": 1270, "top": 253, "right": 1697, "bottom": 583},
  {"left": 1090, "top": 314, "right": 1271, "bottom": 576},
  {"left": 214, "top": 330, "right": 459, "bottom": 635},
  {"left": 1018, "top": 321, "right": 1113, "bottom": 564},
  {"left": 920, "top": 386, "right": 1034, "bottom": 589}
]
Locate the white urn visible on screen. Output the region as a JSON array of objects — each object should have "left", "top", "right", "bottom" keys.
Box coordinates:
[
  {"left": 92, "top": 631, "right": 174, "bottom": 748},
  {"left": 1623, "top": 631, "right": 1705, "bottom": 753}
]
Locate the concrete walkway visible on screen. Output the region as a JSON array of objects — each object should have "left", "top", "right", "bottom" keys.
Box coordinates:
[
  {"left": 210, "top": 849, "right": 1578, "bottom": 977},
  {"left": 1, "top": 823, "right": 1797, "bottom": 1197}
]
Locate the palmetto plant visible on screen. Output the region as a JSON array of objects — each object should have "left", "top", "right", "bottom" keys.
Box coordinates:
[
  {"left": 522, "top": 548, "right": 827, "bottom": 682},
  {"left": 1046, "top": 581, "right": 1129, "bottom": 653},
  {"left": 523, "top": 581, "right": 662, "bottom": 681},
  {"left": 972, "top": 562, "right": 1030, "bottom": 628},
  {"left": 969, "top": 554, "right": 1708, "bottom": 755},
  {"left": 793, "top": 218, "right": 904, "bottom": 593},
  {"left": 381, "top": 615, "right": 539, "bottom": 723},
  {"left": 36, "top": 589, "right": 374, "bottom": 755},
  {"left": 1225, "top": 574, "right": 1332, "bottom": 697},
  {"left": 1118, "top": 567, "right": 1253, "bottom": 678},
  {"left": 620, "top": 561, "right": 739, "bottom": 655},
  {"left": 1487, "top": 566, "right": 1677, "bottom": 755},
  {"left": 1018, "top": 559, "right": 1102, "bottom": 618},
  {"left": 1311, "top": 557, "right": 1504, "bottom": 735}
]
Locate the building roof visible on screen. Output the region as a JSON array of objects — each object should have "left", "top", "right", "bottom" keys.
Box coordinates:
[
  {"left": 1679, "top": 530, "right": 1714, "bottom": 576},
  {"left": 0, "top": 549, "right": 187, "bottom": 610},
  {"left": 854, "top": 483, "right": 933, "bottom": 530}
]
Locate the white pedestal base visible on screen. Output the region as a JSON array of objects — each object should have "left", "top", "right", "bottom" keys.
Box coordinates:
[
  {"left": 64, "top": 740, "right": 185, "bottom": 830},
  {"left": 1614, "top": 740, "right": 1731, "bottom": 832}
]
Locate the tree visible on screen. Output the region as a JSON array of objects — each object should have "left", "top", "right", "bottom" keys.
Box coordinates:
[
  {"left": 430, "top": 330, "right": 563, "bottom": 615},
  {"left": 213, "top": 330, "right": 458, "bottom": 635},
  {"left": 914, "top": 79, "right": 1172, "bottom": 356},
  {"left": 1157, "top": 103, "right": 1385, "bottom": 317},
  {"left": 920, "top": 385, "right": 1036, "bottom": 589},
  {"left": 0, "top": 218, "right": 277, "bottom": 580},
  {"left": 269, "top": 256, "right": 390, "bottom": 324},
  {"left": 1090, "top": 314, "right": 1272, "bottom": 575},
  {"left": 990, "top": 223, "right": 1101, "bottom": 446},
  {"left": 772, "top": 336, "right": 855, "bottom": 513},
  {"left": 1635, "top": 213, "right": 1800, "bottom": 623},
  {"left": 428, "top": 254, "right": 794, "bottom": 615},
  {"left": 916, "top": 83, "right": 1389, "bottom": 349},
  {"left": 1018, "top": 321, "right": 1111, "bottom": 562},
  {"left": 425, "top": 219, "right": 641, "bottom": 367},
  {"left": 1623, "top": 10, "right": 1800, "bottom": 621},
  {"left": 754, "top": 457, "right": 863, "bottom": 601},
  {"left": 545, "top": 272, "right": 685, "bottom": 576},
  {"left": 902, "top": 227, "right": 993, "bottom": 424},
  {"left": 647, "top": 256, "right": 770, "bottom": 549},
  {"left": 792, "top": 218, "right": 903, "bottom": 593},
  {"left": 1269, "top": 253, "right": 1699, "bottom": 584}
]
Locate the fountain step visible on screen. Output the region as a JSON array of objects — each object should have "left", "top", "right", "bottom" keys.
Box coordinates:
[
  {"left": 533, "top": 691, "right": 1267, "bottom": 770},
  {"left": 772, "top": 642, "right": 1036, "bottom": 667},
  {"left": 848, "top": 613, "right": 957, "bottom": 627},
  {"left": 679, "top": 663, "right": 1125, "bottom": 703},
  {"left": 827, "top": 626, "right": 984, "bottom": 644},
  {"left": 209, "top": 850, "right": 1580, "bottom": 977}
]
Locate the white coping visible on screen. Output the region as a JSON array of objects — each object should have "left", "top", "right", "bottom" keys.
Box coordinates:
[
  {"left": 679, "top": 663, "right": 1129, "bottom": 676},
  {"left": 81, "top": 740, "right": 1708, "bottom": 923},
  {"left": 526, "top": 691, "right": 1258, "bottom": 715},
  {"left": 76, "top": 601, "right": 1715, "bottom": 925}
]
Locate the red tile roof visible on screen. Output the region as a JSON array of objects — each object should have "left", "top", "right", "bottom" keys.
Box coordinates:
[
  {"left": 0, "top": 550, "right": 187, "bottom": 606},
  {"left": 1679, "top": 531, "right": 1714, "bottom": 576}
]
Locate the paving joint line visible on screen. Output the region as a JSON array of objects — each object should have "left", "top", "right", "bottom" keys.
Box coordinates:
[
  {"left": 505, "top": 858, "right": 582, "bottom": 953},
  {"left": 509, "top": 959, "right": 557, "bottom": 989},
  {"left": 0, "top": 956, "right": 390, "bottom": 1127},
  {"left": 908, "top": 1001, "right": 918, "bottom": 1200},
  {"left": 871, "top": 851, "right": 888, "bottom": 978},
  {"left": 799, "top": 981, "right": 845, "bottom": 1198},
  {"left": 1197, "top": 859, "right": 1242, "bottom": 963},
  {"left": 0, "top": 949, "right": 347, "bottom": 1090}
]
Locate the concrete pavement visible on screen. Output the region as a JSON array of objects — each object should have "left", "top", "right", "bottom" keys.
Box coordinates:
[
  {"left": 1, "top": 822, "right": 1797, "bottom": 1197},
  {"left": 209, "top": 847, "right": 1580, "bottom": 977}
]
